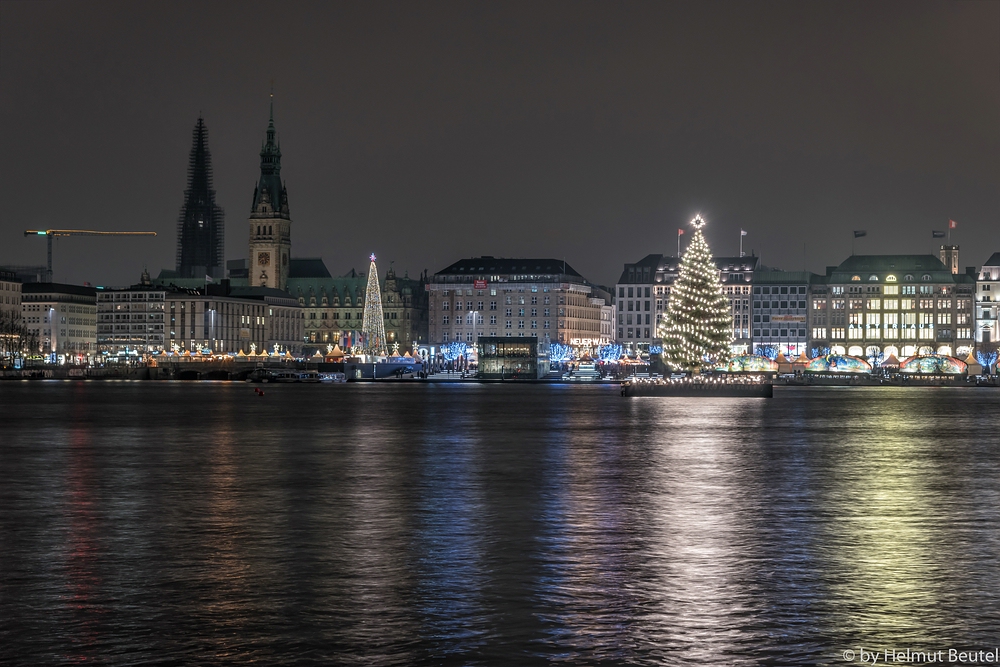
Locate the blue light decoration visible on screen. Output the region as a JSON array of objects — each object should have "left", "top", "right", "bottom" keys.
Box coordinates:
[
  {"left": 548, "top": 342, "right": 573, "bottom": 363},
  {"left": 441, "top": 341, "right": 468, "bottom": 362},
  {"left": 648, "top": 344, "right": 663, "bottom": 355},
  {"left": 976, "top": 350, "right": 998, "bottom": 371},
  {"left": 899, "top": 355, "right": 967, "bottom": 374},
  {"left": 867, "top": 351, "right": 886, "bottom": 368},
  {"left": 597, "top": 343, "right": 624, "bottom": 363},
  {"left": 719, "top": 355, "right": 779, "bottom": 372},
  {"left": 810, "top": 347, "right": 831, "bottom": 359},
  {"left": 754, "top": 345, "right": 779, "bottom": 361},
  {"left": 805, "top": 354, "right": 872, "bottom": 373}
]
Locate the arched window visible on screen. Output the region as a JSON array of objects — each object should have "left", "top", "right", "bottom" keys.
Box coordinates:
[
  {"left": 851, "top": 275, "right": 861, "bottom": 282},
  {"left": 922, "top": 274, "right": 932, "bottom": 281},
  {"left": 904, "top": 274, "right": 914, "bottom": 282},
  {"left": 869, "top": 274, "right": 879, "bottom": 281},
  {"left": 885, "top": 275, "right": 897, "bottom": 282}
]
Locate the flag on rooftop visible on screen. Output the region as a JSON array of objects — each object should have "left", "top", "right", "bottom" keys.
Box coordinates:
[
  {"left": 678, "top": 228, "right": 684, "bottom": 236},
  {"left": 741, "top": 229, "right": 747, "bottom": 236},
  {"left": 949, "top": 219, "right": 958, "bottom": 229},
  {"left": 853, "top": 230, "right": 867, "bottom": 238}
]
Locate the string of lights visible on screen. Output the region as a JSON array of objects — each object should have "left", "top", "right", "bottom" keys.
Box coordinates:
[
  {"left": 361, "top": 253, "right": 388, "bottom": 357},
  {"left": 657, "top": 215, "right": 734, "bottom": 370}
]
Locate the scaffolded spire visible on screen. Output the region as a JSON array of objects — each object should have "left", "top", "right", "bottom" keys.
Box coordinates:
[
  {"left": 361, "top": 253, "right": 388, "bottom": 357},
  {"left": 176, "top": 116, "right": 225, "bottom": 278}
]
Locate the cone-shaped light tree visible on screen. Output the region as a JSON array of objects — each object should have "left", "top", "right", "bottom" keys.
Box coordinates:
[
  {"left": 657, "top": 216, "right": 733, "bottom": 370},
  {"left": 361, "top": 253, "right": 388, "bottom": 357}
]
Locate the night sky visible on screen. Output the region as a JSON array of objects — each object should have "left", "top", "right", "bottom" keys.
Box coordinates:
[{"left": 1, "top": 1, "right": 997, "bottom": 288}]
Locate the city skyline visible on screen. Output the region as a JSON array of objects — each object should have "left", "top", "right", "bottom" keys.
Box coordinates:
[{"left": 1, "top": 2, "right": 997, "bottom": 289}]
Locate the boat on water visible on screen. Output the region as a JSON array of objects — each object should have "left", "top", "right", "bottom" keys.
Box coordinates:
[
  {"left": 319, "top": 372, "right": 347, "bottom": 383},
  {"left": 623, "top": 379, "right": 773, "bottom": 398},
  {"left": 246, "top": 369, "right": 323, "bottom": 383}
]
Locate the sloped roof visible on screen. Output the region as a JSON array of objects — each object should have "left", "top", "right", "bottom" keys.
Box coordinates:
[
  {"left": 834, "top": 255, "right": 946, "bottom": 273},
  {"left": 435, "top": 257, "right": 583, "bottom": 278},
  {"left": 982, "top": 252, "right": 1000, "bottom": 268},
  {"left": 289, "top": 258, "right": 332, "bottom": 278}
]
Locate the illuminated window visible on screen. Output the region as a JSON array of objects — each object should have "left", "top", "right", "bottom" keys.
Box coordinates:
[
  {"left": 885, "top": 275, "right": 897, "bottom": 282},
  {"left": 869, "top": 275, "right": 879, "bottom": 281},
  {"left": 851, "top": 275, "right": 861, "bottom": 281}
]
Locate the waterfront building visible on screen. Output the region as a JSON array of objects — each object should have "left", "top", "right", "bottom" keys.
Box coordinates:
[
  {"left": 976, "top": 252, "right": 1000, "bottom": 345},
  {"left": 164, "top": 282, "right": 303, "bottom": 355},
  {"left": 21, "top": 283, "right": 97, "bottom": 359},
  {"left": 248, "top": 102, "right": 292, "bottom": 291},
  {"left": 1, "top": 270, "right": 21, "bottom": 323},
  {"left": 477, "top": 336, "right": 548, "bottom": 378},
  {"left": 427, "top": 257, "right": 608, "bottom": 355},
  {"left": 615, "top": 254, "right": 758, "bottom": 354},
  {"left": 807, "top": 254, "right": 976, "bottom": 359},
  {"left": 751, "top": 270, "right": 821, "bottom": 357},
  {"left": 96, "top": 270, "right": 166, "bottom": 356},
  {"left": 176, "top": 117, "right": 225, "bottom": 280},
  {"left": 286, "top": 258, "right": 428, "bottom": 355}
]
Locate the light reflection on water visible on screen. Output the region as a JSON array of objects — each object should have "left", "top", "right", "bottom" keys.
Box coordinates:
[{"left": 0, "top": 383, "right": 998, "bottom": 666}]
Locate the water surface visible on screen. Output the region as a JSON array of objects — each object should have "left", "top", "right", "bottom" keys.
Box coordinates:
[{"left": 1, "top": 382, "right": 998, "bottom": 665}]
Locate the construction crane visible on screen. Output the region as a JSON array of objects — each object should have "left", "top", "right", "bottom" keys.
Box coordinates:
[{"left": 24, "top": 229, "right": 157, "bottom": 281}]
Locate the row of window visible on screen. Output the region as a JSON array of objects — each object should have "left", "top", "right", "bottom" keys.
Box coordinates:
[
  {"left": 755, "top": 329, "right": 808, "bottom": 338},
  {"left": 754, "top": 286, "right": 807, "bottom": 295},
  {"left": 757, "top": 300, "right": 808, "bottom": 309},
  {"left": 619, "top": 314, "right": 652, "bottom": 326},
  {"left": 619, "top": 286, "right": 652, "bottom": 299},
  {"left": 619, "top": 327, "right": 652, "bottom": 339}
]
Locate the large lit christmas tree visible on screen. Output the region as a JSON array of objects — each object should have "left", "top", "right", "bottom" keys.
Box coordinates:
[
  {"left": 657, "top": 215, "right": 733, "bottom": 370},
  {"left": 361, "top": 253, "right": 388, "bottom": 357}
]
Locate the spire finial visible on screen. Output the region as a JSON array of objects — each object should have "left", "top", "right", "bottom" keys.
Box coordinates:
[{"left": 269, "top": 82, "right": 274, "bottom": 122}]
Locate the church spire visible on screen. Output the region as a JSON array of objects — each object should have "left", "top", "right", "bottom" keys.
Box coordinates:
[{"left": 176, "top": 116, "right": 225, "bottom": 278}]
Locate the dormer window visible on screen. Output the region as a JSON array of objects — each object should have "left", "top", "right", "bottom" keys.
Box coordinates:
[
  {"left": 869, "top": 275, "right": 879, "bottom": 281},
  {"left": 851, "top": 275, "right": 861, "bottom": 281},
  {"left": 885, "top": 275, "right": 897, "bottom": 282},
  {"left": 904, "top": 274, "right": 914, "bottom": 282},
  {"left": 922, "top": 274, "right": 932, "bottom": 281}
]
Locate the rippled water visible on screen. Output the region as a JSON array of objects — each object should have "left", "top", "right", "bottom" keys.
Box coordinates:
[{"left": 1, "top": 382, "right": 998, "bottom": 665}]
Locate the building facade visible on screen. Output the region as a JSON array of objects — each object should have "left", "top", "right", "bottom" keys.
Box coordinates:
[
  {"left": 1, "top": 270, "right": 21, "bottom": 323},
  {"left": 21, "top": 283, "right": 97, "bottom": 359},
  {"left": 751, "top": 271, "right": 819, "bottom": 357},
  {"left": 807, "top": 255, "right": 976, "bottom": 359},
  {"left": 164, "top": 283, "right": 303, "bottom": 355},
  {"left": 615, "top": 254, "right": 758, "bottom": 353},
  {"left": 286, "top": 258, "right": 428, "bottom": 355},
  {"left": 976, "top": 252, "right": 1000, "bottom": 346},
  {"left": 96, "top": 273, "right": 166, "bottom": 356},
  {"left": 248, "top": 103, "right": 292, "bottom": 291},
  {"left": 428, "top": 257, "right": 608, "bottom": 353}
]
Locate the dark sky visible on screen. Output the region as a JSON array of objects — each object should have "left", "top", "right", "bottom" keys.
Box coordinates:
[{"left": 1, "top": 1, "right": 997, "bottom": 288}]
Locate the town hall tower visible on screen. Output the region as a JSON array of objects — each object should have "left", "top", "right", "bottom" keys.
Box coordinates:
[{"left": 248, "top": 99, "right": 292, "bottom": 291}]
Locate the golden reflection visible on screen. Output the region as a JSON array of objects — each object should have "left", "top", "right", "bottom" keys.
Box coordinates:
[
  {"left": 639, "top": 398, "right": 769, "bottom": 663},
  {"left": 821, "top": 394, "right": 946, "bottom": 645}
]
